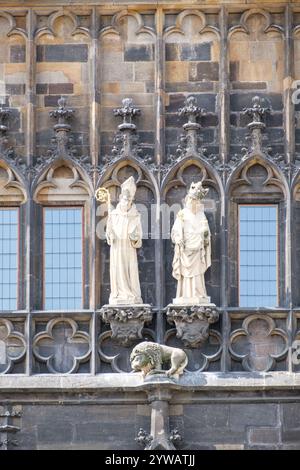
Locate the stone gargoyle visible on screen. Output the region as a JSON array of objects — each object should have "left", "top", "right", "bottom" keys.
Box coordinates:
[{"left": 130, "top": 341, "right": 188, "bottom": 378}]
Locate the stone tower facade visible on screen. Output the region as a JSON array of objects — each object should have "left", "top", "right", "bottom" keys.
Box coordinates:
[{"left": 0, "top": 0, "right": 300, "bottom": 450}]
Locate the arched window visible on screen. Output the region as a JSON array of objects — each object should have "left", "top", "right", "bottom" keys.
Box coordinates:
[
  {"left": 0, "top": 162, "right": 26, "bottom": 311},
  {"left": 227, "top": 159, "right": 287, "bottom": 308},
  {"left": 34, "top": 162, "right": 92, "bottom": 310}
]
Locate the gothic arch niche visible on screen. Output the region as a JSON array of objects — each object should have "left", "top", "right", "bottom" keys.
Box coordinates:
[
  {"left": 96, "top": 161, "right": 157, "bottom": 307},
  {"left": 163, "top": 159, "right": 221, "bottom": 306},
  {"left": 164, "top": 10, "right": 220, "bottom": 157},
  {"left": 100, "top": 11, "right": 155, "bottom": 161},
  {"left": 293, "top": 24, "right": 300, "bottom": 155},
  {"left": 227, "top": 158, "right": 287, "bottom": 307},
  {"left": 33, "top": 161, "right": 91, "bottom": 203},
  {"left": 0, "top": 161, "right": 27, "bottom": 205},
  {"left": 229, "top": 9, "right": 284, "bottom": 156},
  {"left": 229, "top": 9, "right": 284, "bottom": 92},
  {"left": 35, "top": 12, "right": 91, "bottom": 158},
  {"left": 0, "top": 12, "right": 26, "bottom": 157},
  {"left": 0, "top": 160, "right": 27, "bottom": 309},
  {"left": 33, "top": 160, "right": 92, "bottom": 310},
  {"left": 291, "top": 174, "right": 300, "bottom": 306}
]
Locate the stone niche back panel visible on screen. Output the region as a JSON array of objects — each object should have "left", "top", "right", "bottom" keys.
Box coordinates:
[
  {"left": 294, "top": 13, "right": 300, "bottom": 155},
  {"left": 164, "top": 163, "right": 221, "bottom": 306},
  {"left": 0, "top": 15, "right": 26, "bottom": 156},
  {"left": 99, "top": 164, "right": 156, "bottom": 306},
  {"left": 165, "top": 12, "right": 219, "bottom": 158},
  {"left": 100, "top": 13, "right": 155, "bottom": 162},
  {"left": 35, "top": 14, "right": 91, "bottom": 158},
  {"left": 229, "top": 11, "right": 284, "bottom": 156}
]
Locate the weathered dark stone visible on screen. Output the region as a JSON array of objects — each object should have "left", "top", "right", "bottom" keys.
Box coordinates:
[
  {"left": 229, "top": 61, "right": 239, "bottom": 81},
  {"left": 266, "top": 128, "right": 284, "bottom": 142},
  {"left": 124, "top": 44, "right": 154, "bottom": 62},
  {"left": 37, "top": 424, "right": 74, "bottom": 444},
  {"left": 44, "top": 95, "right": 63, "bottom": 107},
  {"left": 230, "top": 93, "right": 283, "bottom": 111},
  {"left": 49, "top": 83, "right": 74, "bottom": 95},
  {"left": 232, "top": 82, "right": 267, "bottom": 90},
  {"left": 165, "top": 82, "right": 214, "bottom": 93},
  {"left": 166, "top": 43, "right": 211, "bottom": 62},
  {"left": 37, "top": 44, "right": 88, "bottom": 62},
  {"left": 203, "top": 113, "right": 218, "bottom": 127},
  {"left": 36, "top": 83, "right": 48, "bottom": 94},
  {"left": 167, "top": 93, "right": 217, "bottom": 113},
  {"left": 282, "top": 429, "right": 300, "bottom": 443},
  {"left": 248, "top": 427, "right": 281, "bottom": 445},
  {"left": 230, "top": 127, "right": 248, "bottom": 144},
  {"left": 189, "top": 62, "right": 219, "bottom": 82},
  {"left": 229, "top": 404, "right": 278, "bottom": 430},
  {"left": 10, "top": 45, "right": 26, "bottom": 63},
  {"left": 5, "top": 84, "right": 26, "bottom": 95}
]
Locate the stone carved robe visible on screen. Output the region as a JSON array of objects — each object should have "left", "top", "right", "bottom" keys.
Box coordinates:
[
  {"left": 106, "top": 203, "right": 143, "bottom": 305},
  {"left": 171, "top": 206, "right": 211, "bottom": 304}
]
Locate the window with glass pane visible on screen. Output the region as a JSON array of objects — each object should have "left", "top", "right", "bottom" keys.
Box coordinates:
[
  {"left": 44, "top": 208, "right": 83, "bottom": 310},
  {"left": 0, "top": 209, "right": 18, "bottom": 310},
  {"left": 239, "top": 205, "right": 278, "bottom": 307}
]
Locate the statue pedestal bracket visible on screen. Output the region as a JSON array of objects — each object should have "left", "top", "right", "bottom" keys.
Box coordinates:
[
  {"left": 166, "top": 304, "right": 219, "bottom": 349},
  {"left": 100, "top": 304, "right": 152, "bottom": 347}
]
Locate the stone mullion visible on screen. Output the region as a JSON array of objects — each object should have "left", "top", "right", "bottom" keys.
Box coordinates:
[
  {"left": 221, "top": 189, "right": 230, "bottom": 371},
  {"left": 89, "top": 196, "right": 98, "bottom": 374},
  {"left": 283, "top": 5, "right": 295, "bottom": 374},
  {"left": 88, "top": 10, "right": 98, "bottom": 312},
  {"left": 25, "top": 8, "right": 36, "bottom": 320},
  {"left": 90, "top": 7, "right": 101, "bottom": 172},
  {"left": 25, "top": 312, "right": 33, "bottom": 376},
  {"left": 90, "top": 308, "right": 97, "bottom": 375},
  {"left": 284, "top": 4, "right": 295, "bottom": 166},
  {"left": 25, "top": 198, "right": 32, "bottom": 312},
  {"left": 155, "top": 7, "right": 165, "bottom": 342},
  {"left": 219, "top": 6, "right": 230, "bottom": 166},
  {"left": 155, "top": 7, "right": 165, "bottom": 168},
  {"left": 25, "top": 9, "right": 36, "bottom": 167},
  {"left": 221, "top": 310, "right": 230, "bottom": 372},
  {"left": 89, "top": 8, "right": 100, "bottom": 374}
]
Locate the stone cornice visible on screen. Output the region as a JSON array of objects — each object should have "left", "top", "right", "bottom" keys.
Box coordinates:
[
  {"left": 0, "top": 1, "right": 298, "bottom": 9},
  {"left": 1, "top": 372, "right": 300, "bottom": 393}
]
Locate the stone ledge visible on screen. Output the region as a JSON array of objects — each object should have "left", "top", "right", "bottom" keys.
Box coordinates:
[{"left": 1, "top": 372, "right": 300, "bottom": 393}]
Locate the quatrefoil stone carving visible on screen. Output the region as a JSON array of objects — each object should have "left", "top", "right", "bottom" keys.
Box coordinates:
[
  {"left": 229, "top": 315, "right": 288, "bottom": 372},
  {"left": 33, "top": 318, "right": 91, "bottom": 374},
  {"left": 0, "top": 319, "right": 26, "bottom": 374}
]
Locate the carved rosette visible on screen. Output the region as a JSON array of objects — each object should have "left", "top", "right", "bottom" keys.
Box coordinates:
[
  {"left": 100, "top": 305, "right": 153, "bottom": 347},
  {"left": 166, "top": 305, "right": 219, "bottom": 349}
]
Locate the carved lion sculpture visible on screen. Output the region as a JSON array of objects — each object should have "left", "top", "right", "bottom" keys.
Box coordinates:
[{"left": 130, "top": 341, "right": 188, "bottom": 378}]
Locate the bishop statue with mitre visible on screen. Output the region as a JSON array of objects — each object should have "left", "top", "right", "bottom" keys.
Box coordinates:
[{"left": 106, "top": 176, "right": 143, "bottom": 305}]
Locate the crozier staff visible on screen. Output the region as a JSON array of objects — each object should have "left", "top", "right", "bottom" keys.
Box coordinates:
[{"left": 102, "top": 176, "right": 143, "bottom": 305}]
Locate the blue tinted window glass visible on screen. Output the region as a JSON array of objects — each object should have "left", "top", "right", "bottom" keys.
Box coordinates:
[
  {"left": 239, "top": 205, "right": 277, "bottom": 307},
  {"left": 0, "top": 209, "right": 18, "bottom": 310},
  {"left": 44, "top": 208, "right": 83, "bottom": 310}
]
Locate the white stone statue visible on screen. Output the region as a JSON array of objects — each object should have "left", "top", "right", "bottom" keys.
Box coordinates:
[
  {"left": 106, "top": 176, "right": 143, "bottom": 305},
  {"left": 171, "top": 181, "right": 211, "bottom": 305}
]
